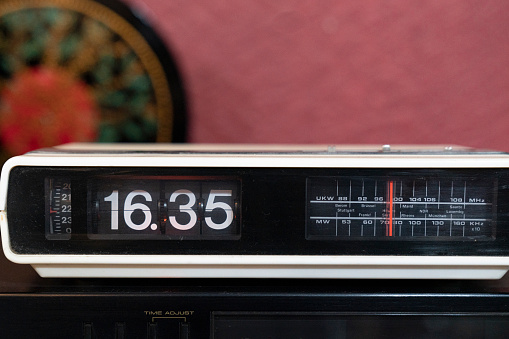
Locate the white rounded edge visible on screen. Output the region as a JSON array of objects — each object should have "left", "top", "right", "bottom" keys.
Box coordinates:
[
  {"left": 32, "top": 265, "right": 508, "bottom": 279},
  {"left": 5, "top": 253, "right": 509, "bottom": 266},
  {"left": 6, "top": 153, "right": 509, "bottom": 169},
  {"left": 0, "top": 156, "right": 25, "bottom": 210},
  {"left": 0, "top": 212, "right": 17, "bottom": 264},
  {"left": 32, "top": 264, "right": 507, "bottom": 280}
]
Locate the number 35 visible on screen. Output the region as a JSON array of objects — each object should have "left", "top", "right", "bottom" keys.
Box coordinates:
[{"left": 169, "top": 189, "right": 233, "bottom": 230}]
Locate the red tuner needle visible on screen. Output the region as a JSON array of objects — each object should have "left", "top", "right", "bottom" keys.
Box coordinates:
[
  {"left": 387, "top": 181, "right": 394, "bottom": 237},
  {"left": 50, "top": 209, "right": 58, "bottom": 214}
]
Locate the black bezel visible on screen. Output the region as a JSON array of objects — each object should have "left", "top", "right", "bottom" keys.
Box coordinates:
[{"left": 6, "top": 166, "right": 509, "bottom": 256}]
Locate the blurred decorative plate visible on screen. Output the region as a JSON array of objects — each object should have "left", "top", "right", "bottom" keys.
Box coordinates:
[{"left": 0, "top": 0, "right": 186, "bottom": 157}]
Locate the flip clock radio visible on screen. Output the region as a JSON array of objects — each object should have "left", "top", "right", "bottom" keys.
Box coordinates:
[{"left": 2, "top": 143, "right": 509, "bottom": 279}]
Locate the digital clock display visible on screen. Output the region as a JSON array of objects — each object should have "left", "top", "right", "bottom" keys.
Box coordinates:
[{"left": 87, "top": 176, "right": 240, "bottom": 240}]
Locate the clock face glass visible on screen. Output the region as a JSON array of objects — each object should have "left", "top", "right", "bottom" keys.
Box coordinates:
[
  {"left": 6, "top": 166, "right": 509, "bottom": 257},
  {"left": 44, "top": 169, "right": 498, "bottom": 243}
]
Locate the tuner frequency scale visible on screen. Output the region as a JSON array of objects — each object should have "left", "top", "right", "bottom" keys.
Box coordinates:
[{"left": 2, "top": 143, "right": 509, "bottom": 279}]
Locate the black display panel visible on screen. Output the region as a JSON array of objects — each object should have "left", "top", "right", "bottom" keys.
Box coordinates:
[
  {"left": 213, "top": 312, "right": 509, "bottom": 339},
  {"left": 6, "top": 166, "right": 509, "bottom": 256}
]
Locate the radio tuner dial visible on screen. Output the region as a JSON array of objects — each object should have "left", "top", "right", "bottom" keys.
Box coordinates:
[{"left": 307, "top": 176, "right": 495, "bottom": 239}]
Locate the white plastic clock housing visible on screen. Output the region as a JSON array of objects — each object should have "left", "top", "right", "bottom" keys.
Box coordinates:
[{"left": 1, "top": 143, "right": 509, "bottom": 279}]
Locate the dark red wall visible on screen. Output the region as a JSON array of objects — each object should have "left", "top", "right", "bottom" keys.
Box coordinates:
[{"left": 128, "top": 0, "right": 509, "bottom": 150}]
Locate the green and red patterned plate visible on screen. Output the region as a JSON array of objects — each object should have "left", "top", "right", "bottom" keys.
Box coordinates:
[{"left": 0, "top": 0, "right": 186, "bottom": 158}]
